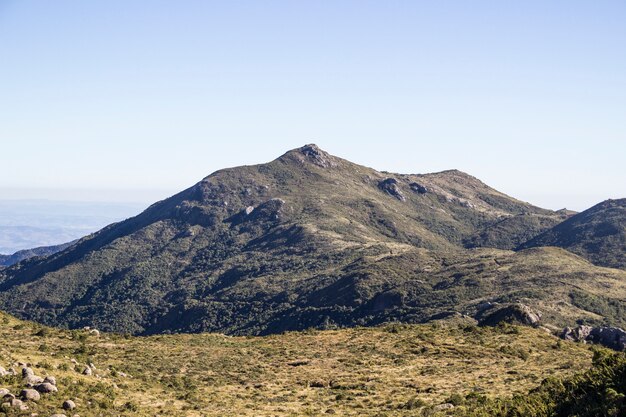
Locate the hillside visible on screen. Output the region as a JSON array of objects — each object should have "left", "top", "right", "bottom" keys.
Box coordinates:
[
  {"left": 0, "top": 310, "right": 601, "bottom": 417},
  {"left": 519, "top": 199, "right": 626, "bottom": 270},
  {"left": 0, "top": 241, "right": 76, "bottom": 268},
  {"left": 520, "top": 199, "right": 626, "bottom": 269},
  {"left": 0, "top": 145, "right": 622, "bottom": 335}
]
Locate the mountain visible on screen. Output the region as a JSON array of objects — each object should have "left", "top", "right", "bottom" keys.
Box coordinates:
[
  {"left": 0, "top": 144, "right": 623, "bottom": 335},
  {"left": 519, "top": 199, "right": 626, "bottom": 270},
  {"left": 0, "top": 240, "right": 77, "bottom": 267}
]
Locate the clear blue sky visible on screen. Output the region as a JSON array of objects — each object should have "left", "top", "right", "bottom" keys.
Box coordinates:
[{"left": 0, "top": 1, "right": 624, "bottom": 211}]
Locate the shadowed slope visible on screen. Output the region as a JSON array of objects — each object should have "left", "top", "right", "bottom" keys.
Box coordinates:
[{"left": 519, "top": 199, "right": 626, "bottom": 270}]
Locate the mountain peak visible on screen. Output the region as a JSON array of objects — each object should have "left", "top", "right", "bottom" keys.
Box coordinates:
[{"left": 280, "top": 144, "right": 338, "bottom": 168}]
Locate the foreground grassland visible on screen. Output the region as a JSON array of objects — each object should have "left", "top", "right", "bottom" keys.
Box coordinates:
[{"left": 0, "top": 312, "right": 597, "bottom": 417}]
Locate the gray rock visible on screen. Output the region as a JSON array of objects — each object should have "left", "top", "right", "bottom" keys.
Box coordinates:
[
  {"left": 35, "top": 382, "right": 58, "bottom": 393},
  {"left": 409, "top": 182, "right": 428, "bottom": 194},
  {"left": 62, "top": 399, "right": 76, "bottom": 410},
  {"left": 24, "top": 375, "right": 44, "bottom": 385},
  {"left": 0, "top": 389, "right": 9, "bottom": 397},
  {"left": 589, "top": 327, "right": 626, "bottom": 351},
  {"left": 2, "top": 393, "right": 15, "bottom": 400},
  {"left": 44, "top": 375, "right": 57, "bottom": 386},
  {"left": 561, "top": 325, "right": 593, "bottom": 342},
  {"left": 378, "top": 178, "right": 406, "bottom": 201},
  {"left": 560, "top": 325, "right": 626, "bottom": 351},
  {"left": 21, "top": 367, "right": 34, "bottom": 378},
  {"left": 82, "top": 367, "right": 92, "bottom": 376},
  {"left": 299, "top": 144, "right": 336, "bottom": 168},
  {"left": 2, "top": 398, "right": 27, "bottom": 410},
  {"left": 50, "top": 414, "right": 67, "bottom": 417},
  {"left": 433, "top": 403, "right": 455, "bottom": 411},
  {"left": 20, "top": 389, "right": 40, "bottom": 402},
  {"left": 478, "top": 303, "right": 541, "bottom": 327},
  {"left": 0, "top": 367, "right": 7, "bottom": 376}
]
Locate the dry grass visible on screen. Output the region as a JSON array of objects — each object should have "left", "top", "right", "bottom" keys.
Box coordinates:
[{"left": 0, "top": 312, "right": 595, "bottom": 416}]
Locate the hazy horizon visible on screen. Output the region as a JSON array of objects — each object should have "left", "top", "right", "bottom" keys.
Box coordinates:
[{"left": 1, "top": 1, "right": 625, "bottom": 213}]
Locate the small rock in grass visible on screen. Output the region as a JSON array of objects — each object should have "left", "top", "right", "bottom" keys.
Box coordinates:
[
  {"left": 62, "top": 399, "right": 76, "bottom": 410},
  {"left": 20, "top": 389, "right": 41, "bottom": 402}
]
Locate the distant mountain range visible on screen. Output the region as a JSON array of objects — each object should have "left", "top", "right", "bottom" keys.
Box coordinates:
[
  {"left": 0, "top": 145, "right": 624, "bottom": 335},
  {"left": 0, "top": 241, "right": 76, "bottom": 267},
  {"left": 0, "top": 199, "right": 147, "bottom": 254}
]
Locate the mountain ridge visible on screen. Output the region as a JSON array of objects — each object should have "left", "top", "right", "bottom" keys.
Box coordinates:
[{"left": 0, "top": 144, "right": 623, "bottom": 335}]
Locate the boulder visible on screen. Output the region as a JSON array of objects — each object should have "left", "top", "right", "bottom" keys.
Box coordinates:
[
  {"left": 44, "top": 375, "right": 57, "bottom": 386},
  {"left": 21, "top": 367, "right": 34, "bottom": 378},
  {"left": 561, "top": 325, "right": 593, "bottom": 342},
  {"left": 82, "top": 367, "right": 92, "bottom": 376},
  {"left": 433, "top": 403, "right": 455, "bottom": 411},
  {"left": 589, "top": 327, "right": 626, "bottom": 351},
  {"left": 20, "top": 389, "right": 40, "bottom": 402},
  {"left": 0, "top": 389, "right": 10, "bottom": 397},
  {"left": 35, "top": 382, "right": 58, "bottom": 393},
  {"left": 478, "top": 303, "right": 541, "bottom": 327},
  {"left": 560, "top": 326, "right": 626, "bottom": 351},
  {"left": 62, "top": 399, "right": 76, "bottom": 410},
  {"left": 24, "top": 375, "right": 44, "bottom": 385},
  {"left": 50, "top": 414, "right": 67, "bottom": 417},
  {"left": 3, "top": 398, "right": 27, "bottom": 410},
  {"left": 0, "top": 367, "right": 7, "bottom": 376},
  {"left": 378, "top": 178, "right": 406, "bottom": 201}
]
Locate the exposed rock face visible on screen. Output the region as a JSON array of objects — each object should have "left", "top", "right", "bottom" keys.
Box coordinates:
[
  {"left": 561, "top": 325, "right": 593, "bottom": 342},
  {"left": 378, "top": 178, "right": 406, "bottom": 201},
  {"left": 410, "top": 182, "right": 428, "bottom": 194},
  {"left": 478, "top": 303, "right": 541, "bottom": 327},
  {"left": 299, "top": 144, "right": 336, "bottom": 168},
  {"left": 562, "top": 325, "right": 626, "bottom": 351}
]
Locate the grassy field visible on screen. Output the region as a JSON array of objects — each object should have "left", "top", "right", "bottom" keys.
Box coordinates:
[{"left": 0, "top": 311, "right": 597, "bottom": 416}]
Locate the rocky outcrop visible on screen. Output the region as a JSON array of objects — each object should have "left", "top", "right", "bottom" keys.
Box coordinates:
[
  {"left": 299, "top": 144, "right": 337, "bottom": 168},
  {"left": 378, "top": 178, "right": 406, "bottom": 201},
  {"left": 477, "top": 303, "right": 541, "bottom": 327},
  {"left": 409, "top": 182, "right": 428, "bottom": 194},
  {"left": 561, "top": 325, "right": 626, "bottom": 351}
]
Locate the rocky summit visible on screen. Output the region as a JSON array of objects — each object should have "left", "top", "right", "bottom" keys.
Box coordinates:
[{"left": 0, "top": 145, "right": 624, "bottom": 336}]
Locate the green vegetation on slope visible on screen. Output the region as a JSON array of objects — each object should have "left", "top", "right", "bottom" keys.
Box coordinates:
[
  {"left": 1, "top": 145, "right": 622, "bottom": 336},
  {"left": 519, "top": 199, "right": 626, "bottom": 270},
  {"left": 454, "top": 349, "right": 626, "bottom": 417}
]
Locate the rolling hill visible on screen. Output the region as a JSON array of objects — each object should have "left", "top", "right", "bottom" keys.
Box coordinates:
[
  {"left": 0, "top": 145, "right": 623, "bottom": 335},
  {"left": 519, "top": 199, "right": 626, "bottom": 270}
]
